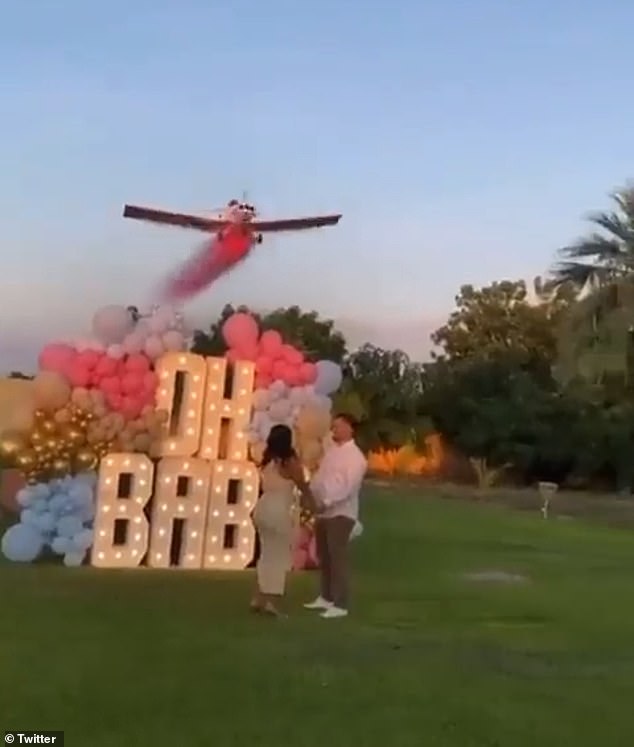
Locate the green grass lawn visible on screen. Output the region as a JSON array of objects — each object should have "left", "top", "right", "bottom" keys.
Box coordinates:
[{"left": 2, "top": 484, "right": 634, "bottom": 746}]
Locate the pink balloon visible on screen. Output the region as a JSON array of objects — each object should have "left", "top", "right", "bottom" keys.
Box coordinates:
[
  {"left": 271, "top": 360, "right": 287, "bottom": 382},
  {"left": 38, "top": 343, "right": 76, "bottom": 375},
  {"left": 100, "top": 376, "right": 121, "bottom": 395},
  {"left": 225, "top": 349, "right": 239, "bottom": 364},
  {"left": 142, "top": 371, "right": 158, "bottom": 392},
  {"left": 255, "top": 355, "right": 273, "bottom": 375},
  {"left": 307, "top": 535, "right": 319, "bottom": 567},
  {"left": 67, "top": 364, "right": 91, "bottom": 388},
  {"left": 284, "top": 365, "right": 302, "bottom": 387},
  {"left": 95, "top": 356, "right": 118, "bottom": 378},
  {"left": 300, "top": 362, "right": 317, "bottom": 384},
  {"left": 287, "top": 348, "right": 304, "bottom": 366},
  {"left": 254, "top": 373, "right": 272, "bottom": 390},
  {"left": 222, "top": 312, "right": 259, "bottom": 350},
  {"left": 259, "top": 329, "right": 283, "bottom": 357},
  {"left": 125, "top": 353, "right": 151, "bottom": 373},
  {"left": 281, "top": 344, "right": 303, "bottom": 366},
  {"left": 121, "top": 372, "right": 143, "bottom": 395},
  {"left": 234, "top": 342, "right": 259, "bottom": 361},
  {"left": 77, "top": 350, "right": 101, "bottom": 371},
  {"left": 293, "top": 548, "right": 309, "bottom": 571}
]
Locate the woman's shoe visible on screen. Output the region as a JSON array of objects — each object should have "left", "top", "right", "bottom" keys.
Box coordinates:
[{"left": 262, "top": 602, "right": 287, "bottom": 619}]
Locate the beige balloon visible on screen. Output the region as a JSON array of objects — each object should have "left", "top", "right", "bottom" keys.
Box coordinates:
[
  {"left": 300, "top": 438, "right": 323, "bottom": 468},
  {"left": 71, "top": 387, "right": 90, "bottom": 406},
  {"left": 8, "top": 402, "right": 36, "bottom": 432},
  {"left": 296, "top": 405, "right": 331, "bottom": 440},
  {"left": 132, "top": 433, "right": 152, "bottom": 452},
  {"left": 32, "top": 372, "right": 71, "bottom": 411}
]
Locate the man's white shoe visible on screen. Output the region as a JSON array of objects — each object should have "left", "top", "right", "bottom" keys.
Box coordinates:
[
  {"left": 320, "top": 606, "right": 348, "bottom": 619},
  {"left": 304, "top": 596, "right": 333, "bottom": 610}
]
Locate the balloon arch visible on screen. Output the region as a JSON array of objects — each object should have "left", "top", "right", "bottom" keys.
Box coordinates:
[{"left": 0, "top": 305, "right": 343, "bottom": 570}]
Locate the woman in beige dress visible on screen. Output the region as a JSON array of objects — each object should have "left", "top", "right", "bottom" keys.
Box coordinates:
[{"left": 251, "top": 424, "right": 313, "bottom": 617}]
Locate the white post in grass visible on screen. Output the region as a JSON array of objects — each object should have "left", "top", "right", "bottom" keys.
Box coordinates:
[{"left": 538, "top": 481, "right": 558, "bottom": 519}]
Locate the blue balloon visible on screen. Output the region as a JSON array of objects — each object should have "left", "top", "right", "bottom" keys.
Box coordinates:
[
  {"left": 63, "top": 551, "right": 85, "bottom": 567},
  {"left": 33, "top": 483, "right": 52, "bottom": 500},
  {"left": 31, "top": 497, "right": 48, "bottom": 514},
  {"left": 1, "top": 523, "right": 44, "bottom": 562},
  {"left": 51, "top": 536, "right": 70, "bottom": 555},
  {"left": 49, "top": 494, "right": 67, "bottom": 515},
  {"left": 80, "top": 503, "right": 96, "bottom": 522},
  {"left": 20, "top": 509, "right": 39, "bottom": 527},
  {"left": 37, "top": 511, "right": 56, "bottom": 533},
  {"left": 15, "top": 487, "right": 35, "bottom": 508},
  {"left": 69, "top": 482, "right": 93, "bottom": 505},
  {"left": 56, "top": 515, "right": 83, "bottom": 538},
  {"left": 75, "top": 471, "right": 97, "bottom": 488},
  {"left": 73, "top": 529, "right": 94, "bottom": 551}
]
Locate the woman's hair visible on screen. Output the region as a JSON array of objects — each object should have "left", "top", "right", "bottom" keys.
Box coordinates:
[{"left": 261, "top": 424, "right": 296, "bottom": 467}]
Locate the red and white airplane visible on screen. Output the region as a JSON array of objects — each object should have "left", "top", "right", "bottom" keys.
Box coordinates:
[{"left": 123, "top": 200, "right": 341, "bottom": 302}]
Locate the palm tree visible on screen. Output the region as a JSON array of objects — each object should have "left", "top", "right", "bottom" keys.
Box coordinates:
[
  {"left": 551, "top": 185, "right": 634, "bottom": 388},
  {"left": 552, "top": 186, "right": 634, "bottom": 290}
]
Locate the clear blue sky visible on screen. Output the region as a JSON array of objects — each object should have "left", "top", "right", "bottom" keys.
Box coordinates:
[{"left": 2, "top": 0, "right": 633, "bottom": 370}]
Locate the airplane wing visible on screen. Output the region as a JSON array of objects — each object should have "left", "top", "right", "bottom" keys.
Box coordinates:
[
  {"left": 123, "top": 204, "right": 224, "bottom": 231},
  {"left": 252, "top": 215, "right": 342, "bottom": 233}
]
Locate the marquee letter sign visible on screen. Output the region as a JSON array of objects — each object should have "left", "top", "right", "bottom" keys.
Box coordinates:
[{"left": 91, "top": 353, "right": 258, "bottom": 569}]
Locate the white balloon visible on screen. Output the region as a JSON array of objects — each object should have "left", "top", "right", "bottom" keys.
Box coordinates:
[
  {"left": 269, "top": 398, "right": 292, "bottom": 422},
  {"left": 92, "top": 305, "right": 134, "bottom": 345},
  {"left": 247, "top": 428, "right": 261, "bottom": 445},
  {"left": 289, "top": 386, "right": 308, "bottom": 406},
  {"left": 258, "top": 415, "right": 273, "bottom": 440},
  {"left": 122, "top": 332, "right": 145, "bottom": 354},
  {"left": 250, "top": 411, "right": 267, "bottom": 431},
  {"left": 107, "top": 343, "right": 125, "bottom": 359},
  {"left": 269, "top": 380, "right": 287, "bottom": 400},
  {"left": 314, "top": 394, "right": 333, "bottom": 411},
  {"left": 252, "top": 389, "right": 271, "bottom": 411},
  {"left": 162, "top": 330, "right": 185, "bottom": 351},
  {"left": 314, "top": 360, "right": 343, "bottom": 395}
]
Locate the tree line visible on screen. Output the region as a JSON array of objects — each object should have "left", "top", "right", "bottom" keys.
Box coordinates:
[{"left": 193, "top": 183, "right": 634, "bottom": 492}]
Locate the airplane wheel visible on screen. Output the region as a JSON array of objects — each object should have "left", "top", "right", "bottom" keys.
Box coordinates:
[{"left": 256, "top": 234, "right": 263, "bottom": 244}]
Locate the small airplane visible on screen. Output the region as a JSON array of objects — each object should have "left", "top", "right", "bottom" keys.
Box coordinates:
[{"left": 123, "top": 199, "right": 342, "bottom": 302}]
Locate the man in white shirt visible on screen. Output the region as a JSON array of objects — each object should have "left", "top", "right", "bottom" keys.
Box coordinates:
[{"left": 304, "top": 413, "right": 367, "bottom": 619}]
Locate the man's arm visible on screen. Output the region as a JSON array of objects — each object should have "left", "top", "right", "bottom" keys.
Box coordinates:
[{"left": 313, "top": 452, "right": 367, "bottom": 508}]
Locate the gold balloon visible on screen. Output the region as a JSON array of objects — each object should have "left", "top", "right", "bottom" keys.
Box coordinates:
[
  {"left": 30, "top": 429, "right": 46, "bottom": 445},
  {"left": 15, "top": 449, "right": 37, "bottom": 472},
  {"left": 51, "top": 457, "right": 71, "bottom": 477},
  {"left": 74, "top": 447, "right": 98, "bottom": 471},
  {"left": 44, "top": 436, "right": 60, "bottom": 453},
  {"left": 0, "top": 430, "right": 28, "bottom": 463},
  {"left": 60, "top": 424, "right": 85, "bottom": 448},
  {"left": 40, "top": 419, "right": 57, "bottom": 435}
]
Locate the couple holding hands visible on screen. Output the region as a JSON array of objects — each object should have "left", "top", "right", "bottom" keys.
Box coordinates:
[{"left": 251, "top": 413, "right": 367, "bottom": 619}]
